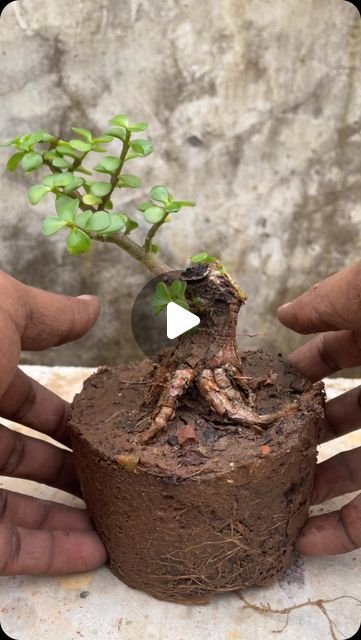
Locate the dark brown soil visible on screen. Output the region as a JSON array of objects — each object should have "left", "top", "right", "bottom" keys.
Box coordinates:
[{"left": 70, "top": 349, "right": 324, "bottom": 604}]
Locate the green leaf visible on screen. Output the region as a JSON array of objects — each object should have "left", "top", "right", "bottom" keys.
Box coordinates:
[
  {"left": 89, "top": 181, "right": 112, "bottom": 197},
  {"left": 92, "top": 135, "right": 113, "bottom": 144},
  {"left": 151, "top": 243, "right": 159, "bottom": 254},
  {"left": 82, "top": 193, "right": 102, "bottom": 206},
  {"left": 0, "top": 137, "right": 17, "bottom": 147},
  {"left": 137, "top": 201, "right": 154, "bottom": 212},
  {"left": 103, "top": 199, "right": 113, "bottom": 209},
  {"left": 7, "top": 151, "right": 25, "bottom": 171},
  {"left": 85, "top": 210, "right": 111, "bottom": 232},
  {"left": 94, "top": 156, "right": 121, "bottom": 173},
  {"left": 62, "top": 176, "right": 84, "bottom": 194},
  {"left": 55, "top": 195, "right": 79, "bottom": 222},
  {"left": 55, "top": 143, "right": 79, "bottom": 158},
  {"left": 75, "top": 210, "right": 92, "bottom": 229},
  {"left": 190, "top": 251, "right": 218, "bottom": 264},
  {"left": 69, "top": 139, "right": 92, "bottom": 153},
  {"left": 52, "top": 157, "right": 72, "bottom": 168},
  {"left": 91, "top": 145, "right": 107, "bottom": 153},
  {"left": 99, "top": 213, "right": 128, "bottom": 235},
  {"left": 170, "top": 279, "right": 184, "bottom": 297},
  {"left": 105, "top": 127, "right": 126, "bottom": 141},
  {"left": 28, "top": 184, "right": 51, "bottom": 205},
  {"left": 71, "top": 127, "right": 93, "bottom": 142},
  {"left": 150, "top": 185, "right": 170, "bottom": 204},
  {"left": 75, "top": 165, "right": 93, "bottom": 175},
  {"left": 67, "top": 228, "right": 91, "bottom": 255},
  {"left": 143, "top": 206, "right": 165, "bottom": 224},
  {"left": 125, "top": 217, "right": 139, "bottom": 233},
  {"left": 165, "top": 200, "right": 195, "bottom": 212},
  {"left": 109, "top": 114, "right": 129, "bottom": 128},
  {"left": 117, "top": 174, "right": 141, "bottom": 188},
  {"left": 21, "top": 151, "right": 43, "bottom": 172},
  {"left": 42, "top": 216, "right": 67, "bottom": 236},
  {"left": 154, "top": 282, "right": 171, "bottom": 303},
  {"left": 130, "top": 139, "right": 153, "bottom": 157},
  {"left": 42, "top": 173, "right": 83, "bottom": 190},
  {"left": 27, "top": 131, "right": 51, "bottom": 146},
  {"left": 128, "top": 121, "right": 148, "bottom": 132}
]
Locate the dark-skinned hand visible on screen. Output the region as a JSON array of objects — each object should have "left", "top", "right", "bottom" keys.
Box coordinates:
[
  {"left": 0, "top": 271, "right": 107, "bottom": 576},
  {"left": 278, "top": 260, "right": 361, "bottom": 556}
]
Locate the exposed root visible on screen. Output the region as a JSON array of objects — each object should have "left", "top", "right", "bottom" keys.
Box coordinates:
[
  {"left": 138, "top": 368, "right": 196, "bottom": 443},
  {"left": 239, "top": 594, "right": 361, "bottom": 639},
  {"left": 139, "top": 363, "right": 297, "bottom": 442},
  {"left": 197, "top": 368, "right": 296, "bottom": 434}
]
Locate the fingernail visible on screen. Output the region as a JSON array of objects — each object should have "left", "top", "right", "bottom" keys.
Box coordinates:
[
  {"left": 77, "top": 294, "right": 96, "bottom": 301},
  {"left": 277, "top": 302, "right": 293, "bottom": 313}
]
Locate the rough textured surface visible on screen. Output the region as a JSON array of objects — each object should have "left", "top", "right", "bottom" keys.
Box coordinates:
[
  {"left": 0, "top": 0, "right": 361, "bottom": 367},
  {"left": 70, "top": 351, "right": 324, "bottom": 603}
]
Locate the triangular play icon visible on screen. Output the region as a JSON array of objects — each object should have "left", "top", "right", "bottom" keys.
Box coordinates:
[{"left": 166, "top": 302, "right": 200, "bottom": 339}]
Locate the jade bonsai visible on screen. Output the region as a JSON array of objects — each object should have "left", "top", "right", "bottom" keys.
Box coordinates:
[{"left": 0, "top": 116, "right": 325, "bottom": 604}]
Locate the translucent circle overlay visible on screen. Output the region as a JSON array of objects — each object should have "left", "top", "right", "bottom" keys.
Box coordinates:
[{"left": 131, "top": 269, "right": 185, "bottom": 360}]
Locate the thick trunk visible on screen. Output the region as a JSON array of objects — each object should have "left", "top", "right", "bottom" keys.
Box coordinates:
[{"left": 139, "top": 264, "right": 296, "bottom": 443}]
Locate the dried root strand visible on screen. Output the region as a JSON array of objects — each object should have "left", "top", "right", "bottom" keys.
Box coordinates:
[
  {"left": 239, "top": 594, "right": 361, "bottom": 639},
  {"left": 138, "top": 368, "right": 196, "bottom": 444}
]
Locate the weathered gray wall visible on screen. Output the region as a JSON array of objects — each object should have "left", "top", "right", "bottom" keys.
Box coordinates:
[{"left": 0, "top": 0, "right": 360, "bottom": 368}]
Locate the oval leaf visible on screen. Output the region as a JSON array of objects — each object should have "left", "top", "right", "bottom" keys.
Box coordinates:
[
  {"left": 52, "top": 157, "right": 72, "bottom": 168},
  {"left": 109, "top": 114, "right": 129, "bottom": 128},
  {"left": 69, "top": 139, "right": 92, "bottom": 152},
  {"left": 75, "top": 210, "right": 92, "bottom": 229},
  {"left": 42, "top": 217, "right": 67, "bottom": 236},
  {"left": 7, "top": 151, "right": 25, "bottom": 172},
  {"left": 150, "top": 185, "right": 169, "bottom": 203},
  {"left": 143, "top": 206, "right": 165, "bottom": 224},
  {"left": 128, "top": 121, "right": 148, "bottom": 132},
  {"left": 21, "top": 151, "right": 43, "bottom": 172},
  {"left": 94, "top": 156, "right": 121, "bottom": 173},
  {"left": 118, "top": 174, "right": 141, "bottom": 188},
  {"left": 130, "top": 139, "right": 153, "bottom": 157},
  {"left": 71, "top": 127, "right": 93, "bottom": 142},
  {"left": 90, "top": 181, "right": 112, "bottom": 197},
  {"left": 99, "top": 213, "right": 128, "bottom": 235},
  {"left": 67, "top": 228, "right": 91, "bottom": 255},
  {"left": 82, "top": 193, "right": 102, "bottom": 206},
  {"left": 85, "top": 211, "right": 111, "bottom": 232},
  {"left": 105, "top": 127, "right": 126, "bottom": 141},
  {"left": 56, "top": 195, "right": 79, "bottom": 222},
  {"left": 28, "top": 184, "right": 51, "bottom": 205}
]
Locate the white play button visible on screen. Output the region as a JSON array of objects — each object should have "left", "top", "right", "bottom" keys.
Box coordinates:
[{"left": 166, "top": 302, "right": 200, "bottom": 339}]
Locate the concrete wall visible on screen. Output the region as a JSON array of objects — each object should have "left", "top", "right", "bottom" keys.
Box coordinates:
[{"left": 0, "top": 0, "right": 360, "bottom": 368}]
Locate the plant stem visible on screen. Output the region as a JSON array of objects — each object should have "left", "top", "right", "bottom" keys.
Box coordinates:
[
  {"left": 144, "top": 220, "right": 163, "bottom": 253},
  {"left": 94, "top": 232, "right": 171, "bottom": 276},
  {"left": 97, "top": 130, "right": 132, "bottom": 211}
]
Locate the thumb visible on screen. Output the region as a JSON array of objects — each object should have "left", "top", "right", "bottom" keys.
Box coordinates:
[
  {"left": 22, "top": 292, "right": 101, "bottom": 350},
  {"left": 12, "top": 278, "right": 101, "bottom": 350}
]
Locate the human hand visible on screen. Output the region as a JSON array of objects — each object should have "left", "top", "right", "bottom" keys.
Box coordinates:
[
  {"left": 277, "top": 261, "right": 361, "bottom": 556},
  {"left": 0, "top": 271, "right": 107, "bottom": 575}
]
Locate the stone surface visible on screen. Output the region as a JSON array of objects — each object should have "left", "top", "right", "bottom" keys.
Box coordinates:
[{"left": 0, "top": 0, "right": 360, "bottom": 367}]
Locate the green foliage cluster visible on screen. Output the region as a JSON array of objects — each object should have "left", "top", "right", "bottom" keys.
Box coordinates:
[
  {"left": 151, "top": 280, "right": 189, "bottom": 315},
  {"left": 0, "top": 115, "right": 195, "bottom": 256}
]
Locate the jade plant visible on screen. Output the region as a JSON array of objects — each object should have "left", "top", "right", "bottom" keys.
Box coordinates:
[{"left": 0, "top": 115, "right": 293, "bottom": 443}]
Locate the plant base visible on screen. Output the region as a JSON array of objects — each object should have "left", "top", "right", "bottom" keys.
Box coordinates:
[{"left": 70, "top": 349, "right": 324, "bottom": 604}]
